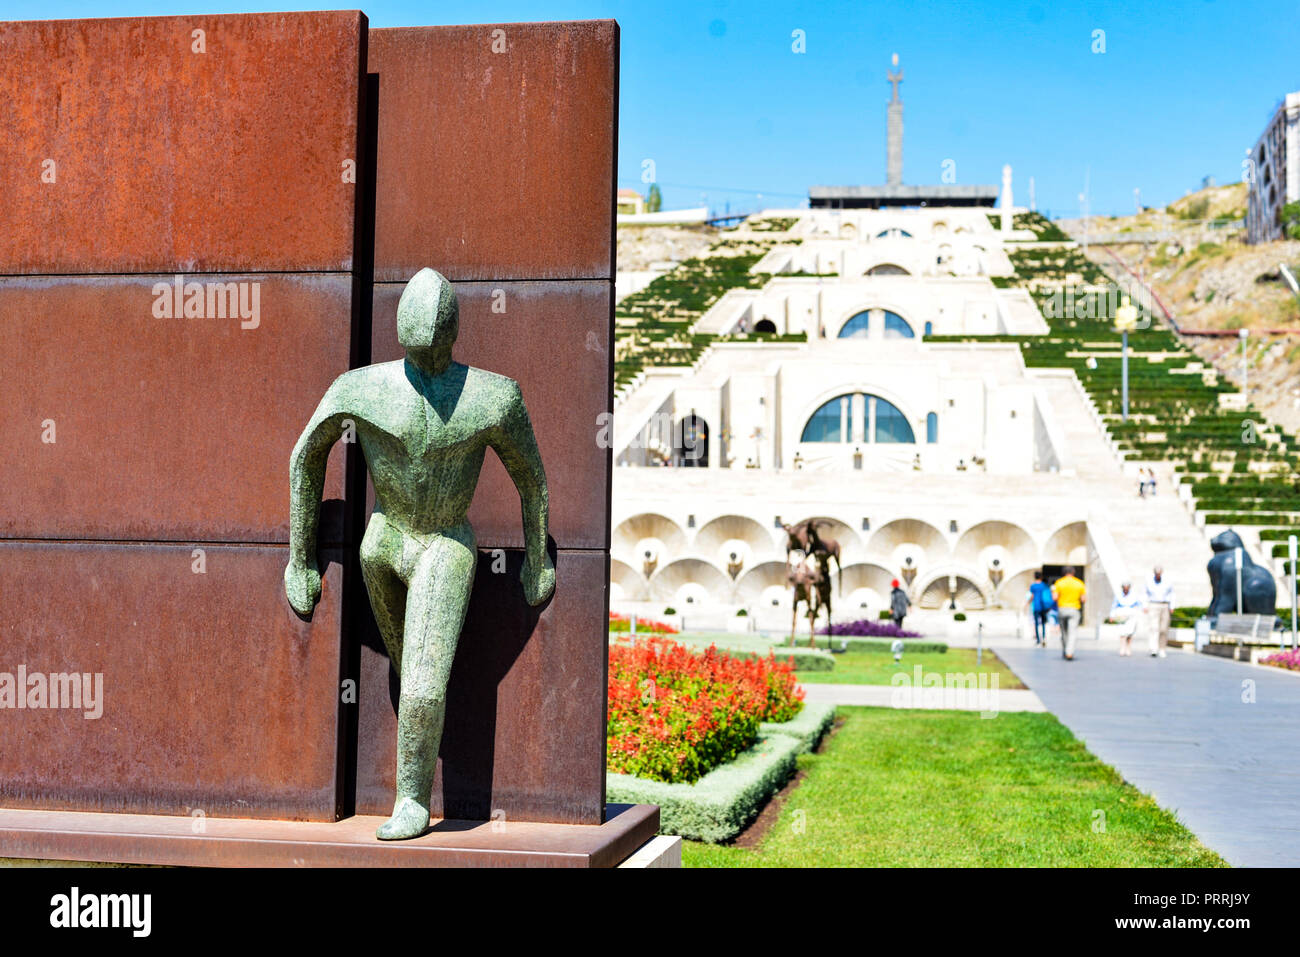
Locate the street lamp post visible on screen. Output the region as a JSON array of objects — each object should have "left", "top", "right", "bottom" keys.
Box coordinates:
[{"left": 1116, "top": 295, "right": 1139, "bottom": 423}]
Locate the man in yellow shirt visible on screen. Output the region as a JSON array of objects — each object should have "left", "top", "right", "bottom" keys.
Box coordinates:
[{"left": 1051, "top": 566, "right": 1087, "bottom": 660}]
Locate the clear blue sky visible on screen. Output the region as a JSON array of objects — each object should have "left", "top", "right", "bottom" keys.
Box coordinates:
[{"left": 9, "top": 0, "right": 1299, "bottom": 218}]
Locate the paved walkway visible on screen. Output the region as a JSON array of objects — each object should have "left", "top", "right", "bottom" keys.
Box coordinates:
[{"left": 1000, "top": 643, "right": 1300, "bottom": 867}]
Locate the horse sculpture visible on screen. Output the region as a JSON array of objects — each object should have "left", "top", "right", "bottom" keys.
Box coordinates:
[{"left": 782, "top": 520, "right": 842, "bottom": 596}]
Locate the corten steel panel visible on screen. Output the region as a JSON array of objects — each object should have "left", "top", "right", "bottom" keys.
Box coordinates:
[
  {"left": 0, "top": 542, "right": 347, "bottom": 821},
  {"left": 0, "top": 274, "right": 353, "bottom": 544},
  {"left": 371, "top": 280, "right": 612, "bottom": 551},
  {"left": 0, "top": 12, "right": 365, "bottom": 275},
  {"left": 0, "top": 804, "right": 658, "bottom": 868},
  {"left": 369, "top": 21, "right": 618, "bottom": 283},
  {"left": 355, "top": 549, "right": 609, "bottom": 825}
]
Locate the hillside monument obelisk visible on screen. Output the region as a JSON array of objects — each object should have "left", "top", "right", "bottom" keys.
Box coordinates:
[{"left": 887, "top": 53, "right": 903, "bottom": 186}]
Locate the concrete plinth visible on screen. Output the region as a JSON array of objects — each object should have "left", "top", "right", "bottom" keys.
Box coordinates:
[{"left": 0, "top": 804, "right": 659, "bottom": 869}]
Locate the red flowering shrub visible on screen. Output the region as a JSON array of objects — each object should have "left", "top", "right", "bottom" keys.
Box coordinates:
[
  {"left": 607, "top": 637, "right": 804, "bottom": 783},
  {"left": 608, "top": 612, "right": 678, "bottom": 635}
]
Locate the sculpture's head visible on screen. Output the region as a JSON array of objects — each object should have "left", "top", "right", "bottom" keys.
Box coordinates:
[
  {"left": 397, "top": 267, "right": 458, "bottom": 369},
  {"left": 1211, "top": 529, "right": 1245, "bottom": 554}
]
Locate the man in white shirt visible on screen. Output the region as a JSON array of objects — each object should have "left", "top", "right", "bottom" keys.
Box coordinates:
[{"left": 1144, "top": 566, "right": 1174, "bottom": 657}]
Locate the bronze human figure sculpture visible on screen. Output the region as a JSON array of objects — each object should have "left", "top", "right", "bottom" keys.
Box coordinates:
[
  {"left": 285, "top": 267, "right": 555, "bottom": 841},
  {"left": 783, "top": 520, "right": 842, "bottom": 595},
  {"left": 787, "top": 551, "right": 823, "bottom": 646}
]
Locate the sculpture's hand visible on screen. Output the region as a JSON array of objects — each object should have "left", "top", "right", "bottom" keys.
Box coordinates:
[
  {"left": 285, "top": 560, "right": 322, "bottom": 616},
  {"left": 521, "top": 552, "right": 556, "bottom": 606}
]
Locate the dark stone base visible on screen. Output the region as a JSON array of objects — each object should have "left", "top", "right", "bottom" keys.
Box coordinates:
[{"left": 0, "top": 804, "right": 658, "bottom": 868}]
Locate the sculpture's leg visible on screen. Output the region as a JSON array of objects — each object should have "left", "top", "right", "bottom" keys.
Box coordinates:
[
  {"left": 376, "top": 528, "right": 476, "bottom": 841},
  {"left": 360, "top": 516, "right": 408, "bottom": 672},
  {"left": 790, "top": 597, "right": 798, "bottom": 645}
]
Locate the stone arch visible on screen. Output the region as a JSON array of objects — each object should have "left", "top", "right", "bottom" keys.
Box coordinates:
[
  {"left": 839, "top": 562, "right": 895, "bottom": 614},
  {"left": 610, "top": 558, "right": 648, "bottom": 602},
  {"left": 1044, "top": 521, "right": 1088, "bottom": 567},
  {"left": 612, "top": 513, "right": 688, "bottom": 577},
  {"left": 916, "top": 568, "right": 989, "bottom": 611},
  {"left": 735, "top": 560, "right": 796, "bottom": 608},
  {"left": 649, "top": 558, "right": 731, "bottom": 605},
  {"left": 1000, "top": 566, "right": 1041, "bottom": 608},
  {"left": 953, "top": 520, "right": 1038, "bottom": 575},
  {"left": 868, "top": 518, "right": 949, "bottom": 580},
  {"left": 693, "top": 514, "right": 778, "bottom": 576}
]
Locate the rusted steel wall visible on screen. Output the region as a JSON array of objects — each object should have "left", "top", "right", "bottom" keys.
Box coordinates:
[
  {"left": 358, "top": 22, "right": 616, "bottom": 824},
  {"left": 0, "top": 14, "right": 617, "bottom": 830},
  {"left": 0, "top": 12, "right": 368, "bottom": 821}
]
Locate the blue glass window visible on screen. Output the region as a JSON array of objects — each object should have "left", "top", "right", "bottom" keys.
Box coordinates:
[
  {"left": 800, "top": 395, "right": 850, "bottom": 443},
  {"left": 874, "top": 397, "right": 915, "bottom": 443},
  {"left": 883, "top": 312, "right": 914, "bottom": 339}
]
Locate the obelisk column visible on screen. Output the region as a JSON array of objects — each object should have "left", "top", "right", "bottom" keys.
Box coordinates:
[{"left": 886, "top": 53, "right": 903, "bottom": 186}]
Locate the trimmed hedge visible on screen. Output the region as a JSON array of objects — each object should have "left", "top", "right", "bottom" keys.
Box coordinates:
[
  {"left": 794, "top": 635, "right": 949, "bottom": 654},
  {"left": 722, "top": 645, "right": 836, "bottom": 671},
  {"left": 760, "top": 702, "right": 836, "bottom": 754},
  {"left": 606, "top": 731, "right": 804, "bottom": 843}
]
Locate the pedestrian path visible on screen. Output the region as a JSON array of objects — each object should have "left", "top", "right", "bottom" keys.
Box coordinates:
[{"left": 1000, "top": 643, "right": 1300, "bottom": 867}]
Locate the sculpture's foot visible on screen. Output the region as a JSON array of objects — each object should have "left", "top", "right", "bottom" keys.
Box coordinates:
[{"left": 375, "top": 797, "right": 430, "bottom": 841}]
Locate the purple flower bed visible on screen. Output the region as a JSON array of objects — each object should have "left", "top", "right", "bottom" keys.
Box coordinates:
[
  {"left": 1260, "top": 649, "right": 1300, "bottom": 672},
  {"left": 817, "top": 619, "right": 922, "bottom": 638}
]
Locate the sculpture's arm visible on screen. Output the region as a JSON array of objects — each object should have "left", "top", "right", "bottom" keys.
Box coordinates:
[
  {"left": 285, "top": 383, "right": 351, "bottom": 615},
  {"left": 490, "top": 380, "right": 554, "bottom": 605}
]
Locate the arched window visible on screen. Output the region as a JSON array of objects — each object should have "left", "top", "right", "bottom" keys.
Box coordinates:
[
  {"left": 883, "top": 312, "right": 914, "bottom": 339},
  {"left": 923, "top": 320, "right": 933, "bottom": 337},
  {"left": 874, "top": 397, "right": 915, "bottom": 443},
  {"left": 875, "top": 228, "right": 912, "bottom": 238},
  {"left": 753, "top": 318, "right": 777, "bottom": 334},
  {"left": 838, "top": 311, "right": 871, "bottom": 339},
  {"left": 866, "top": 263, "right": 910, "bottom": 276},
  {"left": 926, "top": 412, "right": 938, "bottom": 443},
  {"left": 839, "top": 309, "right": 914, "bottom": 339},
  {"left": 800, "top": 394, "right": 916, "bottom": 445},
  {"left": 801, "top": 395, "right": 850, "bottom": 443}
]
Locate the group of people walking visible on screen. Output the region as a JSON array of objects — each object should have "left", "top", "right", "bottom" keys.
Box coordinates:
[{"left": 1024, "top": 566, "right": 1173, "bottom": 661}]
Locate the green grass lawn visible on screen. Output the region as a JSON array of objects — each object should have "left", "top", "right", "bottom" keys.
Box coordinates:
[
  {"left": 794, "top": 648, "right": 1025, "bottom": 689},
  {"left": 683, "top": 706, "right": 1227, "bottom": 867}
]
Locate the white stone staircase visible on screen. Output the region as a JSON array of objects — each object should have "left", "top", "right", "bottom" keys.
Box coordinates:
[{"left": 1033, "top": 369, "right": 1212, "bottom": 605}]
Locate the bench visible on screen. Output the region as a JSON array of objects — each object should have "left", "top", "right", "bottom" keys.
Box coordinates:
[{"left": 1209, "top": 612, "right": 1278, "bottom": 646}]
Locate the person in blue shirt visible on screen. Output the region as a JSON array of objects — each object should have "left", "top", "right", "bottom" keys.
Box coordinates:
[{"left": 1025, "top": 570, "right": 1055, "bottom": 647}]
